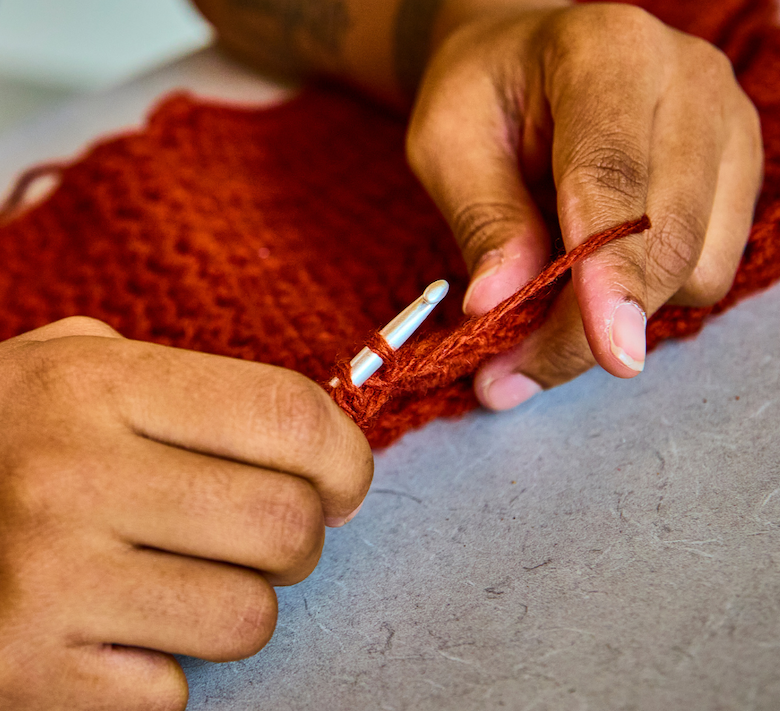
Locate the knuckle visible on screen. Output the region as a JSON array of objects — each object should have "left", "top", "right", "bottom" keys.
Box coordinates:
[
  {"left": 219, "top": 575, "right": 277, "bottom": 661},
  {"left": 405, "top": 104, "right": 448, "bottom": 183},
  {"left": 564, "top": 142, "right": 648, "bottom": 207},
  {"left": 405, "top": 61, "right": 478, "bottom": 183},
  {"left": 19, "top": 337, "right": 110, "bottom": 407},
  {"left": 595, "top": 4, "right": 659, "bottom": 39},
  {"left": 252, "top": 368, "right": 373, "bottom": 509},
  {"left": 677, "top": 257, "right": 737, "bottom": 307},
  {"left": 679, "top": 39, "right": 738, "bottom": 105},
  {"left": 547, "top": 4, "right": 660, "bottom": 67},
  {"left": 404, "top": 120, "right": 427, "bottom": 177},
  {"left": 647, "top": 210, "right": 706, "bottom": 297},
  {"left": 52, "top": 315, "right": 120, "bottom": 338},
  {"left": 252, "top": 478, "right": 324, "bottom": 581},
  {"left": 262, "top": 372, "right": 340, "bottom": 460},
  {"left": 592, "top": 3, "right": 658, "bottom": 34},
  {"left": 9, "top": 451, "right": 60, "bottom": 519},
  {"left": 710, "top": 46, "right": 735, "bottom": 82},
  {"left": 689, "top": 38, "right": 734, "bottom": 82},
  {"left": 272, "top": 371, "right": 373, "bottom": 499}
]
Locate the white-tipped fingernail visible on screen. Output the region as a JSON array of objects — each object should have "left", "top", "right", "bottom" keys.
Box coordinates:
[
  {"left": 480, "top": 372, "right": 542, "bottom": 411},
  {"left": 609, "top": 301, "right": 646, "bottom": 372}
]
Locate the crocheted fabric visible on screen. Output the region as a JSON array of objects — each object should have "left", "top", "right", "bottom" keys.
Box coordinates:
[{"left": 0, "top": 0, "right": 778, "bottom": 448}]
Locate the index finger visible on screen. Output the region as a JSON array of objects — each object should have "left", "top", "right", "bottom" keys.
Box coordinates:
[
  {"left": 546, "top": 6, "right": 664, "bottom": 376},
  {"left": 38, "top": 335, "right": 373, "bottom": 525},
  {"left": 406, "top": 19, "right": 553, "bottom": 317}
]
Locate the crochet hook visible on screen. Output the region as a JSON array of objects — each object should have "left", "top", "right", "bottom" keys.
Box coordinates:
[{"left": 330, "top": 279, "right": 450, "bottom": 388}]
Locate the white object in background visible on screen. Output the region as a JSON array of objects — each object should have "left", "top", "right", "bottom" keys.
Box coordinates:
[{"left": 0, "top": 0, "right": 210, "bottom": 90}]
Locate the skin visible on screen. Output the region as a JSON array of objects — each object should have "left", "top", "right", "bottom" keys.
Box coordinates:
[
  {"left": 0, "top": 1, "right": 763, "bottom": 708},
  {"left": 193, "top": 0, "right": 764, "bottom": 408},
  {"left": 0, "top": 317, "right": 372, "bottom": 709}
]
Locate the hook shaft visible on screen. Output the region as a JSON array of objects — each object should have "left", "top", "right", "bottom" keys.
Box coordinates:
[{"left": 330, "top": 279, "right": 449, "bottom": 388}]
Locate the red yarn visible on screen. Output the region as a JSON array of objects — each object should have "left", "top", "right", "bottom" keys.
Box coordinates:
[
  {"left": 0, "top": 1, "right": 777, "bottom": 448},
  {"left": 328, "top": 217, "right": 651, "bottom": 428}
]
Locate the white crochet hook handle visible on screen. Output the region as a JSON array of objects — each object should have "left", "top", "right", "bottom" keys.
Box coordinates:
[{"left": 329, "top": 279, "right": 449, "bottom": 388}]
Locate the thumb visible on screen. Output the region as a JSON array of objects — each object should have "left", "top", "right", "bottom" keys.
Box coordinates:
[
  {"left": 406, "top": 48, "right": 550, "bottom": 317},
  {"left": 456, "top": 188, "right": 551, "bottom": 317}
]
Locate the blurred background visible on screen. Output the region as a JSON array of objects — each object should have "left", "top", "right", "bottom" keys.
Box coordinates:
[{"left": 0, "top": 0, "right": 211, "bottom": 133}]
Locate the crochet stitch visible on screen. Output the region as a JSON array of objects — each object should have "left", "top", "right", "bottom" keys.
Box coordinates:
[{"left": 0, "top": 0, "right": 778, "bottom": 448}]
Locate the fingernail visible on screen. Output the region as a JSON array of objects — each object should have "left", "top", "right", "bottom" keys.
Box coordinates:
[
  {"left": 324, "top": 500, "right": 364, "bottom": 528},
  {"left": 609, "top": 302, "right": 646, "bottom": 372},
  {"left": 463, "top": 249, "right": 503, "bottom": 314},
  {"left": 480, "top": 372, "right": 542, "bottom": 411}
]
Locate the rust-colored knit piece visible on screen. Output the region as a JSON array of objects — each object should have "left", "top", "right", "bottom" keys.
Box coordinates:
[{"left": 0, "top": 0, "right": 778, "bottom": 448}]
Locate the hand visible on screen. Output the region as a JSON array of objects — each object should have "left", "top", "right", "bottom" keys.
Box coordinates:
[
  {"left": 0, "top": 317, "right": 372, "bottom": 710},
  {"left": 407, "top": 2, "right": 763, "bottom": 409}
]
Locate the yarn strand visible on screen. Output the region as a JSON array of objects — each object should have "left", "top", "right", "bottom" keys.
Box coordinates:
[{"left": 328, "top": 215, "right": 651, "bottom": 427}]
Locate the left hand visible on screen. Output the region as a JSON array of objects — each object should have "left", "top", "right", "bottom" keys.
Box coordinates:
[{"left": 406, "top": 2, "right": 764, "bottom": 409}]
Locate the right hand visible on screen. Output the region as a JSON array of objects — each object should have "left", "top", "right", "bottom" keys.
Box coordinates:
[
  {"left": 407, "top": 3, "right": 763, "bottom": 408},
  {"left": 0, "top": 317, "right": 373, "bottom": 710}
]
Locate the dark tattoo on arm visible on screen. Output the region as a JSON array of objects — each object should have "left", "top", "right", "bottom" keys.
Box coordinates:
[
  {"left": 393, "top": 0, "right": 444, "bottom": 98},
  {"left": 230, "top": 0, "right": 351, "bottom": 57}
]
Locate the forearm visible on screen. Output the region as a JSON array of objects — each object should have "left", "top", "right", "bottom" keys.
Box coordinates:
[{"left": 191, "top": 0, "right": 570, "bottom": 107}]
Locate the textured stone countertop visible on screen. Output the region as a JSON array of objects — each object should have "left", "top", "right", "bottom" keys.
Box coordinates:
[
  {"left": 3, "top": 48, "right": 778, "bottom": 711},
  {"left": 182, "top": 279, "right": 780, "bottom": 711}
]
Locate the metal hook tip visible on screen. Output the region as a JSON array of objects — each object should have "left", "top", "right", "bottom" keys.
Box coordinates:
[{"left": 423, "top": 279, "right": 449, "bottom": 305}]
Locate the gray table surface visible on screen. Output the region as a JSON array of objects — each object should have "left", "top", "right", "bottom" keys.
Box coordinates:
[
  {"left": 1, "top": 48, "right": 777, "bottom": 711},
  {"left": 180, "top": 281, "right": 780, "bottom": 711}
]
